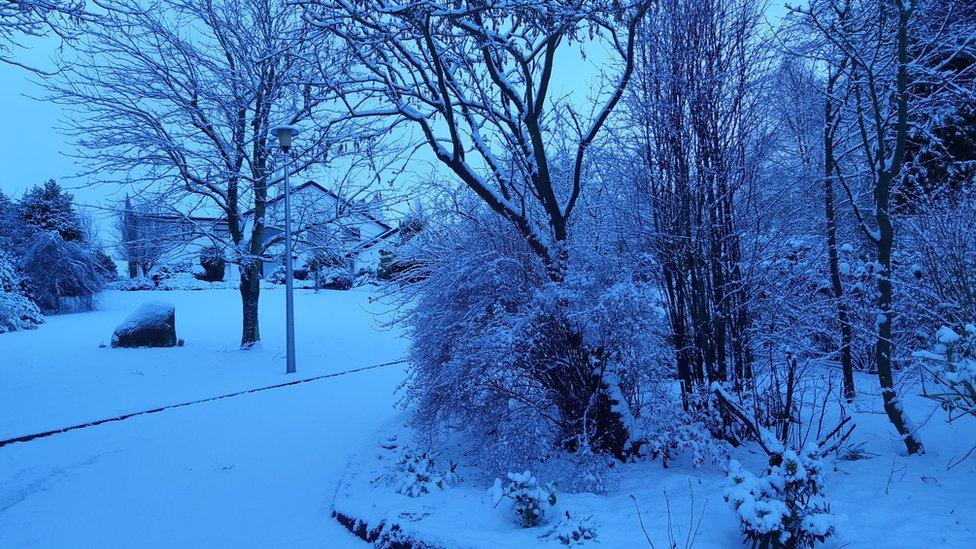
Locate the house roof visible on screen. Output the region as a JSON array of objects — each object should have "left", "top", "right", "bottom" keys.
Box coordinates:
[
  {"left": 254, "top": 180, "right": 393, "bottom": 231},
  {"left": 344, "top": 226, "right": 401, "bottom": 258}
]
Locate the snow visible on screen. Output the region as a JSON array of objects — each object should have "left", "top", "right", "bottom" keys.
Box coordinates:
[
  {"left": 3, "top": 290, "right": 976, "bottom": 548},
  {"left": 331, "top": 373, "right": 976, "bottom": 548},
  {"left": 937, "top": 325, "right": 961, "bottom": 344},
  {"left": 0, "top": 288, "right": 405, "bottom": 440},
  {"left": 0, "top": 287, "right": 407, "bottom": 547}
]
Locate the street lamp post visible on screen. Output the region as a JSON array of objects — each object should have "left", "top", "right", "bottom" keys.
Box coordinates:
[{"left": 270, "top": 124, "right": 300, "bottom": 375}]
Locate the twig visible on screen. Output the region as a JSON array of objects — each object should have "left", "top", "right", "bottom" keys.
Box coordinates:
[{"left": 630, "top": 494, "right": 656, "bottom": 549}]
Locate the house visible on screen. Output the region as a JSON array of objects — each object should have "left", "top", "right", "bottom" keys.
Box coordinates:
[
  {"left": 257, "top": 181, "right": 398, "bottom": 276},
  {"left": 126, "top": 181, "right": 398, "bottom": 278}
]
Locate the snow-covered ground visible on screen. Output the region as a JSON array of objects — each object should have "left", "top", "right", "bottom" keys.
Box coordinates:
[
  {"left": 332, "top": 376, "right": 976, "bottom": 548},
  {"left": 4, "top": 289, "right": 976, "bottom": 548},
  {"left": 0, "top": 288, "right": 406, "bottom": 547}
]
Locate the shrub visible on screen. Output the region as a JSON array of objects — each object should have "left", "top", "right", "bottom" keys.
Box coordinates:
[
  {"left": 314, "top": 266, "right": 353, "bottom": 290},
  {"left": 543, "top": 511, "right": 598, "bottom": 545},
  {"left": 490, "top": 471, "right": 557, "bottom": 528},
  {"left": 105, "top": 277, "right": 156, "bottom": 291},
  {"left": 20, "top": 231, "right": 105, "bottom": 313},
  {"left": 916, "top": 325, "right": 976, "bottom": 423},
  {"left": 197, "top": 245, "right": 225, "bottom": 282},
  {"left": 402, "top": 208, "right": 673, "bottom": 477},
  {"left": 267, "top": 266, "right": 287, "bottom": 285},
  {"left": 304, "top": 249, "right": 351, "bottom": 289},
  {"left": 0, "top": 250, "right": 43, "bottom": 333},
  {"left": 151, "top": 265, "right": 174, "bottom": 286},
  {"left": 0, "top": 290, "right": 44, "bottom": 334},
  {"left": 96, "top": 250, "right": 119, "bottom": 281},
  {"left": 724, "top": 447, "right": 836, "bottom": 548},
  {"left": 393, "top": 448, "right": 459, "bottom": 498}
]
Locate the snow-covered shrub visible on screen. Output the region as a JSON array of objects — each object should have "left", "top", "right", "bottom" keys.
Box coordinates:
[
  {"left": 490, "top": 471, "right": 558, "bottom": 528},
  {"left": 400, "top": 207, "right": 674, "bottom": 477},
  {"left": 267, "top": 266, "right": 286, "bottom": 285},
  {"left": 916, "top": 325, "right": 976, "bottom": 422},
  {"left": 19, "top": 231, "right": 106, "bottom": 313},
  {"left": 151, "top": 265, "right": 174, "bottom": 286},
  {"left": 0, "top": 288, "right": 44, "bottom": 334},
  {"left": 314, "top": 266, "right": 353, "bottom": 290},
  {"left": 543, "top": 511, "right": 597, "bottom": 545},
  {"left": 724, "top": 447, "right": 837, "bottom": 548},
  {"left": 0, "top": 250, "right": 44, "bottom": 334},
  {"left": 171, "top": 260, "right": 194, "bottom": 274},
  {"left": 644, "top": 408, "right": 730, "bottom": 468},
  {"left": 304, "top": 249, "right": 352, "bottom": 290},
  {"left": 197, "top": 245, "right": 225, "bottom": 282},
  {"left": 392, "top": 449, "right": 458, "bottom": 498},
  {"left": 105, "top": 277, "right": 156, "bottom": 291},
  {"left": 95, "top": 250, "right": 119, "bottom": 281}
]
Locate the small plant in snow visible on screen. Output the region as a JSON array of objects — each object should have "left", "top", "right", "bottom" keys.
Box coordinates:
[
  {"left": 915, "top": 325, "right": 976, "bottom": 423},
  {"left": 393, "top": 449, "right": 458, "bottom": 498},
  {"left": 724, "top": 447, "right": 836, "bottom": 548},
  {"left": 542, "top": 511, "right": 597, "bottom": 545},
  {"left": 490, "top": 471, "right": 558, "bottom": 527}
]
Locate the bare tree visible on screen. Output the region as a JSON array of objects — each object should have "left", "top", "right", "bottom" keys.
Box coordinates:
[
  {"left": 793, "top": 0, "right": 975, "bottom": 454},
  {"left": 303, "top": 0, "right": 652, "bottom": 282},
  {"left": 627, "top": 0, "right": 770, "bottom": 397},
  {"left": 114, "top": 195, "right": 185, "bottom": 278},
  {"left": 1, "top": 1, "right": 118, "bottom": 72},
  {"left": 50, "top": 0, "right": 345, "bottom": 348}
]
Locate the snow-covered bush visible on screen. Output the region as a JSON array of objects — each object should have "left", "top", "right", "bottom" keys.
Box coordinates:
[
  {"left": 267, "top": 266, "right": 286, "bottom": 285},
  {"left": 644, "top": 409, "right": 730, "bottom": 468},
  {"left": 543, "top": 511, "right": 597, "bottom": 545},
  {"left": 490, "top": 471, "right": 558, "bottom": 528},
  {"left": 0, "top": 289, "right": 44, "bottom": 334},
  {"left": 304, "top": 249, "right": 352, "bottom": 290},
  {"left": 400, "top": 206, "right": 675, "bottom": 477},
  {"left": 392, "top": 449, "right": 458, "bottom": 498},
  {"left": 0, "top": 250, "right": 44, "bottom": 334},
  {"left": 151, "top": 265, "right": 175, "bottom": 286},
  {"left": 197, "top": 245, "right": 226, "bottom": 282},
  {"left": 724, "top": 447, "right": 836, "bottom": 548},
  {"left": 916, "top": 325, "right": 976, "bottom": 422},
  {"left": 105, "top": 277, "right": 157, "bottom": 291},
  {"left": 19, "top": 231, "right": 106, "bottom": 314},
  {"left": 314, "top": 266, "right": 353, "bottom": 290}
]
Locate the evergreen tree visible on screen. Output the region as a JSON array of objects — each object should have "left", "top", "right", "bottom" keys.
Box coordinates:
[
  {"left": 0, "top": 190, "right": 20, "bottom": 251},
  {"left": 20, "top": 180, "right": 84, "bottom": 242}
]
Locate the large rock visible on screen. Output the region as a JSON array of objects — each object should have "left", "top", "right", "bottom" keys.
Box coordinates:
[{"left": 111, "top": 301, "right": 178, "bottom": 348}]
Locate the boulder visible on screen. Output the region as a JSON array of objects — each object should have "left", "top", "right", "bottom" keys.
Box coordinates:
[{"left": 111, "top": 301, "right": 178, "bottom": 348}]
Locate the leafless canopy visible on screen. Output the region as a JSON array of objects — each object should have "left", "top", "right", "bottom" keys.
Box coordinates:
[{"left": 302, "top": 0, "right": 652, "bottom": 277}]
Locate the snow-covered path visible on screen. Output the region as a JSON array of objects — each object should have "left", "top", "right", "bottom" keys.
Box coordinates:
[
  {"left": 0, "top": 364, "right": 404, "bottom": 547},
  {"left": 0, "top": 288, "right": 407, "bottom": 547}
]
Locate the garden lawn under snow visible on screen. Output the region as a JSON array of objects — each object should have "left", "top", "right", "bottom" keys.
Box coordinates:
[
  {"left": 333, "top": 376, "right": 976, "bottom": 548},
  {"left": 0, "top": 288, "right": 407, "bottom": 547},
  {"left": 3, "top": 289, "right": 976, "bottom": 548}
]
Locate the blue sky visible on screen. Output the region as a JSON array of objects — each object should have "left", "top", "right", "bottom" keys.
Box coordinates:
[{"left": 0, "top": 1, "right": 789, "bottom": 236}]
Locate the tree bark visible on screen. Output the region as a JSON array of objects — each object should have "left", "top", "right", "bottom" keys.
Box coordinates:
[
  {"left": 871, "top": 0, "right": 923, "bottom": 455},
  {"left": 240, "top": 262, "right": 261, "bottom": 348},
  {"left": 823, "top": 70, "right": 856, "bottom": 400}
]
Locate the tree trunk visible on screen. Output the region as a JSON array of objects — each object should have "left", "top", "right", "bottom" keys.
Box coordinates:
[
  {"left": 240, "top": 262, "right": 261, "bottom": 349},
  {"left": 823, "top": 80, "right": 856, "bottom": 400},
  {"left": 869, "top": 0, "right": 923, "bottom": 455},
  {"left": 875, "top": 178, "right": 922, "bottom": 454}
]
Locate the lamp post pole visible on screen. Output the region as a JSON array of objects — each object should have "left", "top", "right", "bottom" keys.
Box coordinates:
[{"left": 270, "top": 125, "right": 300, "bottom": 375}]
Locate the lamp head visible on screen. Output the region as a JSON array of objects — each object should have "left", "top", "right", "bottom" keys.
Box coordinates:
[{"left": 270, "top": 125, "right": 300, "bottom": 152}]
